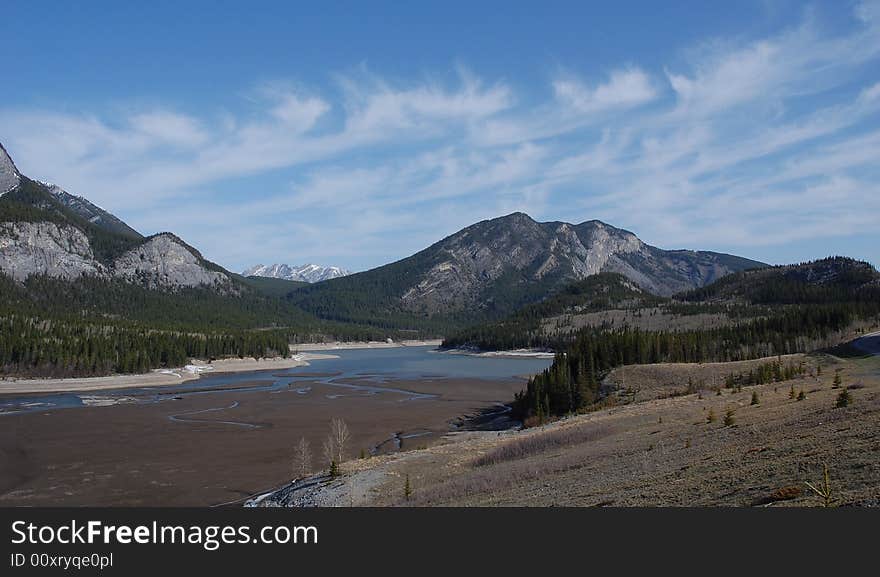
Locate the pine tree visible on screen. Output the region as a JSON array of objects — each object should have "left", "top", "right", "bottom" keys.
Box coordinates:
[
  {"left": 723, "top": 407, "right": 736, "bottom": 427},
  {"left": 835, "top": 387, "right": 851, "bottom": 408}
]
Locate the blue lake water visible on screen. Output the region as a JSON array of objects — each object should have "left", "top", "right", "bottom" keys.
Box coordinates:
[{"left": 0, "top": 346, "right": 552, "bottom": 415}]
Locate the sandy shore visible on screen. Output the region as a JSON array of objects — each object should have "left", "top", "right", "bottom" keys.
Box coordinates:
[
  {"left": 0, "top": 353, "right": 337, "bottom": 395},
  {"left": 443, "top": 347, "right": 555, "bottom": 359},
  {"left": 292, "top": 339, "right": 442, "bottom": 351}
]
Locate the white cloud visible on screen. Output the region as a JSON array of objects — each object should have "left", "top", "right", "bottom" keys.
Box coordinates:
[
  {"left": 128, "top": 111, "right": 208, "bottom": 148},
  {"left": 554, "top": 68, "right": 656, "bottom": 113},
  {"left": 2, "top": 3, "right": 879, "bottom": 270}
]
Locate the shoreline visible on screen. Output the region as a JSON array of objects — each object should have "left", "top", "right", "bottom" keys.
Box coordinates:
[
  {"left": 0, "top": 352, "right": 337, "bottom": 395},
  {"left": 291, "top": 339, "right": 442, "bottom": 351},
  {"left": 441, "top": 347, "right": 556, "bottom": 359}
]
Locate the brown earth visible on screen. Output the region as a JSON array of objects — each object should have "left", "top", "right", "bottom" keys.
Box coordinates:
[{"left": 0, "top": 376, "right": 526, "bottom": 506}]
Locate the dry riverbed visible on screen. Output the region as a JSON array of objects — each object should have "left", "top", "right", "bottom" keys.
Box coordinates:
[{"left": 0, "top": 373, "right": 527, "bottom": 506}]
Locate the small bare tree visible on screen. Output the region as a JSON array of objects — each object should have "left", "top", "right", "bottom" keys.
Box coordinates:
[
  {"left": 293, "top": 437, "right": 311, "bottom": 479},
  {"left": 322, "top": 436, "right": 335, "bottom": 468},
  {"left": 329, "top": 418, "right": 350, "bottom": 463}
]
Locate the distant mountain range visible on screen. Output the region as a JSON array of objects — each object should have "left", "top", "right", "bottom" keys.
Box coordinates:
[
  {"left": 243, "top": 263, "right": 351, "bottom": 283},
  {"left": 1, "top": 138, "right": 760, "bottom": 329},
  {"left": 4, "top": 138, "right": 879, "bottom": 380},
  {"left": 0, "top": 141, "right": 763, "bottom": 308}
]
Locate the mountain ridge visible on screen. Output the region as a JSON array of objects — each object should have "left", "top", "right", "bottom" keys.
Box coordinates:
[
  {"left": 0, "top": 143, "right": 235, "bottom": 292},
  {"left": 244, "top": 263, "right": 351, "bottom": 283},
  {"left": 288, "top": 212, "right": 766, "bottom": 329}
]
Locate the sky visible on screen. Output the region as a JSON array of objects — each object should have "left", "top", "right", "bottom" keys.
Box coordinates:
[{"left": 2, "top": 0, "right": 879, "bottom": 273}]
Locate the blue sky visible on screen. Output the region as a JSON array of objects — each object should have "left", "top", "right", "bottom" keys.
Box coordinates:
[{"left": 2, "top": 0, "right": 879, "bottom": 272}]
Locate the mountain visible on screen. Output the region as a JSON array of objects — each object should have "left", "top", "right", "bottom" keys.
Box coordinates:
[
  {"left": 0, "top": 142, "right": 21, "bottom": 195},
  {"left": 290, "top": 212, "right": 765, "bottom": 327},
  {"left": 681, "top": 256, "right": 880, "bottom": 304},
  {"left": 443, "top": 257, "right": 880, "bottom": 351},
  {"left": 41, "top": 182, "right": 142, "bottom": 239},
  {"left": 244, "top": 263, "right": 351, "bottom": 283},
  {"left": 0, "top": 142, "right": 234, "bottom": 292}
]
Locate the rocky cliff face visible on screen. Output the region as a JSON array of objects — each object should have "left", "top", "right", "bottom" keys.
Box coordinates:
[
  {"left": 0, "top": 142, "right": 235, "bottom": 292},
  {"left": 0, "top": 143, "right": 20, "bottom": 195},
  {"left": 0, "top": 221, "right": 103, "bottom": 281},
  {"left": 0, "top": 221, "right": 234, "bottom": 290},
  {"left": 113, "top": 233, "right": 232, "bottom": 290},
  {"left": 399, "top": 213, "right": 764, "bottom": 313}
]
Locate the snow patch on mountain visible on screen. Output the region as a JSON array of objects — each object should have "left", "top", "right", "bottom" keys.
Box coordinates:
[{"left": 243, "top": 263, "right": 351, "bottom": 283}]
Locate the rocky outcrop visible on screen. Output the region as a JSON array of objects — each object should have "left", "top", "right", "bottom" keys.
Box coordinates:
[
  {"left": 0, "top": 224, "right": 233, "bottom": 291},
  {"left": 112, "top": 233, "right": 232, "bottom": 290},
  {"left": 0, "top": 143, "right": 20, "bottom": 195},
  {"left": 0, "top": 221, "right": 103, "bottom": 281},
  {"left": 0, "top": 142, "right": 235, "bottom": 292}
]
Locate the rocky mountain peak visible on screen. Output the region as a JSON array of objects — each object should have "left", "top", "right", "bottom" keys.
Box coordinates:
[
  {"left": 0, "top": 142, "right": 21, "bottom": 195},
  {"left": 397, "top": 212, "right": 765, "bottom": 312},
  {"left": 243, "top": 263, "right": 351, "bottom": 283}
]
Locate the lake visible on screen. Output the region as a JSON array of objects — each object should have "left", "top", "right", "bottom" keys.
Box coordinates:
[
  {"left": 0, "top": 346, "right": 552, "bottom": 415},
  {"left": 0, "top": 346, "right": 553, "bottom": 505}
]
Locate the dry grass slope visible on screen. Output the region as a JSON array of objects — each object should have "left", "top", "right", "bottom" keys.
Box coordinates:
[{"left": 315, "top": 352, "right": 880, "bottom": 507}]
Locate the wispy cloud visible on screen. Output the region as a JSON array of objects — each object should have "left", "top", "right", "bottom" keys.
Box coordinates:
[{"left": 2, "top": 2, "right": 879, "bottom": 271}]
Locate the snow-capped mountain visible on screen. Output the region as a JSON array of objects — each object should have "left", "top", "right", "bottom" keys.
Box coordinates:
[{"left": 243, "top": 263, "right": 351, "bottom": 283}]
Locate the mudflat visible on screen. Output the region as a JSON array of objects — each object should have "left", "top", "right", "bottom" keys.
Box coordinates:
[{"left": 0, "top": 375, "right": 526, "bottom": 506}]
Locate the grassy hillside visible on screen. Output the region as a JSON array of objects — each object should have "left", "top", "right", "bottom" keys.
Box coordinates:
[{"left": 517, "top": 258, "right": 880, "bottom": 420}]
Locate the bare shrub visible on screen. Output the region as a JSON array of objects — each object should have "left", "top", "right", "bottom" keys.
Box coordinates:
[
  {"left": 471, "top": 423, "right": 611, "bottom": 467},
  {"left": 293, "top": 437, "right": 311, "bottom": 478},
  {"left": 329, "top": 418, "right": 350, "bottom": 463}
]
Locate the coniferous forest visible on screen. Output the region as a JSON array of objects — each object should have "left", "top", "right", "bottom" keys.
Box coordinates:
[
  {"left": 0, "top": 273, "right": 433, "bottom": 378},
  {"left": 513, "top": 258, "right": 880, "bottom": 420}
]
